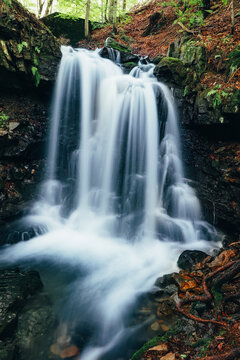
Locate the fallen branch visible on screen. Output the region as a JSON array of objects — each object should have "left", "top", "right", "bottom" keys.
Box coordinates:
[
  {"left": 181, "top": 261, "right": 238, "bottom": 305},
  {"left": 176, "top": 302, "right": 227, "bottom": 327},
  {"left": 175, "top": 261, "right": 238, "bottom": 327},
  {"left": 177, "top": 21, "right": 195, "bottom": 34}
]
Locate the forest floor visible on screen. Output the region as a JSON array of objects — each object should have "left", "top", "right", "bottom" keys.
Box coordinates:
[{"left": 79, "top": 0, "right": 240, "bottom": 90}]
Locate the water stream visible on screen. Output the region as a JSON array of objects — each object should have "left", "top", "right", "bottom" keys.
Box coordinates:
[{"left": 0, "top": 47, "right": 217, "bottom": 359}]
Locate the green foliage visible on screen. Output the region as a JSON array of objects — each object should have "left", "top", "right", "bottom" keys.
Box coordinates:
[
  {"left": 55, "top": 13, "right": 79, "bottom": 21},
  {"left": 130, "top": 336, "right": 161, "bottom": 360},
  {"left": 193, "top": 337, "right": 212, "bottom": 358},
  {"left": 0, "top": 112, "right": 9, "bottom": 128},
  {"left": 35, "top": 46, "right": 41, "bottom": 54},
  {"left": 3, "top": 0, "right": 12, "bottom": 6},
  {"left": 17, "top": 41, "right": 28, "bottom": 53},
  {"left": 31, "top": 66, "right": 40, "bottom": 87},
  {"left": 173, "top": 3, "right": 205, "bottom": 28},
  {"left": 33, "top": 53, "right": 38, "bottom": 66},
  {"left": 206, "top": 86, "right": 229, "bottom": 109}
]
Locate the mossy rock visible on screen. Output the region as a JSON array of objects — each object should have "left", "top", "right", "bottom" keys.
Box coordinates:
[
  {"left": 121, "top": 61, "right": 137, "bottom": 72},
  {"left": 41, "top": 12, "right": 92, "bottom": 45},
  {"left": 222, "top": 89, "right": 240, "bottom": 114},
  {"left": 0, "top": 0, "right": 61, "bottom": 89},
  {"left": 105, "top": 37, "right": 131, "bottom": 53},
  {"left": 180, "top": 41, "right": 206, "bottom": 74},
  {"left": 154, "top": 57, "right": 187, "bottom": 86}
]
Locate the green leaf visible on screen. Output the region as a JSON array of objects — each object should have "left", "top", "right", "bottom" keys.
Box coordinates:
[{"left": 31, "top": 66, "right": 38, "bottom": 76}]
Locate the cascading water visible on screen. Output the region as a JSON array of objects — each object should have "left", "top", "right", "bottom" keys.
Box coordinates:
[{"left": 0, "top": 46, "right": 217, "bottom": 360}]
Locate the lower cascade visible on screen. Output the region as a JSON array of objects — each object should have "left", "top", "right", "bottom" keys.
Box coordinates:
[{"left": 0, "top": 47, "right": 217, "bottom": 360}]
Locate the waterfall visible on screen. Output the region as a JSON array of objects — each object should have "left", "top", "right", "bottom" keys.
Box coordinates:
[{"left": 0, "top": 46, "right": 217, "bottom": 360}]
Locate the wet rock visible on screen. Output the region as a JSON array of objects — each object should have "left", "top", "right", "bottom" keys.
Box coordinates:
[
  {"left": 154, "top": 57, "right": 187, "bottom": 87},
  {"left": 155, "top": 273, "right": 176, "bottom": 288},
  {"left": 0, "top": 268, "right": 56, "bottom": 360},
  {"left": 177, "top": 250, "right": 208, "bottom": 270}
]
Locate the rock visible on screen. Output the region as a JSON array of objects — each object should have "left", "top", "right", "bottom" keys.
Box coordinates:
[
  {"left": 50, "top": 343, "right": 61, "bottom": 355},
  {"left": 151, "top": 321, "right": 160, "bottom": 331},
  {"left": 155, "top": 273, "right": 176, "bottom": 288},
  {"left": 0, "top": 268, "right": 56, "bottom": 360},
  {"left": 104, "top": 37, "right": 130, "bottom": 52},
  {"left": 41, "top": 12, "right": 93, "bottom": 46},
  {"left": 0, "top": 0, "right": 61, "bottom": 91},
  {"left": 60, "top": 345, "right": 79, "bottom": 359},
  {"left": 154, "top": 57, "right": 187, "bottom": 87},
  {"left": 177, "top": 250, "right": 208, "bottom": 270}
]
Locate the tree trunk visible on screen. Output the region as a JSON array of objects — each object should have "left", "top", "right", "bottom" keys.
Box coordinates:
[
  {"left": 37, "top": 0, "right": 45, "bottom": 18},
  {"left": 231, "top": 0, "right": 235, "bottom": 35},
  {"left": 43, "top": 0, "right": 54, "bottom": 17},
  {"left": 112, "top": 0, "right": 117, "bottom": 32},
  {"left": 123, "top": 0, "right": 126, "bottom": 11},
  {"left": 104, "top": 0, "right": 109, "bottom": 21},
  {"left": 108, "top": 0, "right": 114, "bottom": 23},
  {"left": 85, "top": 0, "right": 91, "bottom": 40}
]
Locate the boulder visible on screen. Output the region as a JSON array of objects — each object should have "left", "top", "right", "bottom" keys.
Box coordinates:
[
  {"left": 154, "top": 57, "right": 187, "bottom": 87},
  {"left": 41, "top": 12, "right": 94, "bottom": 46},
  {"left": 0, "top": 268, "right": 56, "bottom": 360},
  {"left": 177, "top": 250, "right": 208, "bottom": 270}
]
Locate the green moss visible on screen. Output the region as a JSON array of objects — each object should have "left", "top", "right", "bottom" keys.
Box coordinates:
[
  {"left": 130, "top": 336, "right": 161, "bottom": 360},
  {"left": 122, "top": 62, "right": 137, "bottom": 71},
  {"left": 180, "top": 41, "right": 206, "bottom": 74},
  {"left": 130, "top": 326, "right": 179, "bottom": 360},
  {"left": 105, "top": 37, "right": 130, "bottom": 53},
  {"left": 155, "top": 57, "right": 187, "bottom": 85},
  {"left": 229, "top": 45, "right": 240, "bottom": 68}
]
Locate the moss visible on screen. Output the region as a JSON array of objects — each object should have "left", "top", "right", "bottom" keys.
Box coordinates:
[
  {"left": 180, "top": 41, "right": 206, "bottom": 74},
  {"left": 154, "top": 57, "right": 187, "bottom": 86},
  {"left": 131, "top": 326, "right": 179, "bottom": 360},
  {"left": 121, "top": 62, "right": 137, "bottom": 71},
  {"left": 105, "top": 37, "right": 131, "bottom": 53},
  {"left": 130, "top": 336, "right": 161, "bottom": 360}
]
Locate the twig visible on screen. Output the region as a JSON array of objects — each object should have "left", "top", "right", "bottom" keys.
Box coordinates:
[{"left": 176, "top": 302, "right": 227, "bottom": 327}]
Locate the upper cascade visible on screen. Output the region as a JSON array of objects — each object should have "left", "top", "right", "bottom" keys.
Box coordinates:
[{"left": 41, "top": 46, "right": 215, "bottom": 243}]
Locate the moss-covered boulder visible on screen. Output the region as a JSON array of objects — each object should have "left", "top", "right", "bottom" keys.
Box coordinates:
[
  {"left": 104, "top": 37, "right": 131, "bottom": 52},
  {"left": 179, "top": 40, "right": 206, "bottom": 74},
  {"left": 41, "top": 12, "right": 93, "bottom": 46},
  {"left": 154, "top": 57, "right": 187, "bottom": 86},
  {"left": 99, "top": 38, "right": 139, "bottom": 64},
  {"left": 0, "top": 0, "right": 61, "bottom": 90}
]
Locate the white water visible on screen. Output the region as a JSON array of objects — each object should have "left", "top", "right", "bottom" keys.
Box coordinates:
[{"left": 0, "top": 47, "right": 217, "bottom": 359}]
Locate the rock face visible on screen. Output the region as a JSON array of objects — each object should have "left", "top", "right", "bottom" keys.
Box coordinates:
[
  {"left": 0, "top": 0, "right": 62, "bottom": 225},
  {"left": 0, "top": 0, "right": 61, "bottom": 90},
  {"left": 154, "top": 36, "right": 240, "bottom": 235},
  {"left": 0, "top": 92, "right": 47, "bottom": 225},
  {"left": 0, "top": 268, "right": 56, "bottom": 360}
]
